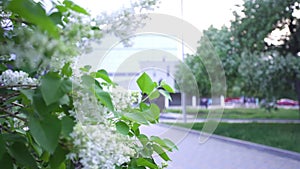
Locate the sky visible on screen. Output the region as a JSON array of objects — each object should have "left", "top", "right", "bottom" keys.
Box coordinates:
[{"left": 73, "top": 0, "right": 243, "bottom": 31}]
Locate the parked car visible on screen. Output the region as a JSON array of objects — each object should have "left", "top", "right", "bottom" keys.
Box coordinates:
[{"left": 276, "top": 98, "right": 299, "bottom": 106}]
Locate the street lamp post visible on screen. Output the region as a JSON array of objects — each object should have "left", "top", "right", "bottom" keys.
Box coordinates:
[{"left": 181, "top": 0, "right": 187, "bottom": 123}]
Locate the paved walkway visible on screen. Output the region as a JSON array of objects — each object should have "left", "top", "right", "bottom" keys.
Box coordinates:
[{"left": 140, "top": 124, "right": 300, "bottom": 169}]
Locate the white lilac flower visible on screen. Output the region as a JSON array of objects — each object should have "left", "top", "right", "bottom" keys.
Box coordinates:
[
  {"left": 0, "top": 69, "right": 38, "bottom": 88},
  {"left": 70, "top": 124, "right": 135, "bottom": 169},
  {"left": 69, "top": 89, "right": 136, "bottom": 169},
  {"left": 111, "top": 88, "right": 142, "bottom": 111}
]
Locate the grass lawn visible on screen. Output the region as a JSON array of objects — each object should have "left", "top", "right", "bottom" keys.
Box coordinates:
[
  {"left": 165, "top": 108, "right": 300, "bottom": 119},
  {"left": 174, "top": 122, "right": 300, "bottom": 153}
]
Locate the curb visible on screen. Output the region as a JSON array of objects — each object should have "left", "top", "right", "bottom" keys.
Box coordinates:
[{"left": 158, "top": 123, "right": 300, "bottom": 162}]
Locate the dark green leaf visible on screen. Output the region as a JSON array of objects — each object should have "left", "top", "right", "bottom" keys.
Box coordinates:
[
  {"left": 8, "top": 142, "right": 38, "bottom": 169},
  {"left": 7, "top": 0, "right": 59, "bottom": 38},
  {"left": 136, "top": 158, "right": 158, "bottom": 169},
  {"left": 33, "top": 92, "right": 59, "bottom": 114},
  {"left": 41, "top": 72, "right": 64, "bottom": 105},
  {"left": 50, "top": 145, "right": 69, "bottom": 169},
  {"left": 0, "top": 153, "right": 13, "bottom": 169},
  {"left": 61, "top": 116, "right": 75, "bottom": 137},
  {"left": 29, "top": 115, "right": 61, "bottom": 153},
  {"left": 0, "top": 135, "right": 6, "bottom": 159},
  {"left": 115, "top": 121, "right": 130, "bottom": 135},
  {"left": 137, "top": 73, "right": 155, "bottom": 95},
  {"left": 2, "top": 133, "right": 27, "bottom": 143},
  {"left": 61, "top": 79, "right": 72, "bottom": 93}
]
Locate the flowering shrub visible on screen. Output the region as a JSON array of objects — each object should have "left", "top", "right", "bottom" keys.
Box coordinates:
[{"left": 0, "top": 0, "right": 177, "bottom": 169}]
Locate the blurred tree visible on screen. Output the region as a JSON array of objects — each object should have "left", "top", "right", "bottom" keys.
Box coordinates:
[{"left": 231, "top": 0, "right": 300, "bottom": 104}]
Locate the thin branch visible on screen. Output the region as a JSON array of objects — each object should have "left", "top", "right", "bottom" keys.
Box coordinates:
[
  {"left": 0, "top": 84, "right": 38, "bottom": 89},
  {"left": 11, "top": 102, "right": 25, "bottom": 108},
  {"left": 0, "top": 107, "right": 27, "bottom": 122}
]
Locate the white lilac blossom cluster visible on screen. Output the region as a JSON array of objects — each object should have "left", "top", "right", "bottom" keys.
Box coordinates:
[
  {"left": 69, "top": 90, "right": 135, "bottom": 169},
  {"left": 69, "top": 124, "right": 135, "bottom": 169},
  {"left": 111, "top": 89, "right": 141, "bottom": 111},
  {"left": 0, "top": 69, "right": 38, "bottom": 87}
]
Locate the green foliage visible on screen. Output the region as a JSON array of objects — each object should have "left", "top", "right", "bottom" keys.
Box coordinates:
[
  {"left": 231, "top": 0, "right": 300, "bottom": 101},
  {"left": 0, "top": 0, "right": 175, "bottom": 168},
  {"left": 137, "top": 73, "right": 156, "bottom": 95},
  {"left": 7, "top": 0, "right": 59, "bottom": 38},
  {"left": 28, "top": 114, "right": 61, "bottom": 153}
]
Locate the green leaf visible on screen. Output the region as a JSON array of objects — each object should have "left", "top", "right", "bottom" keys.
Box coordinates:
[
  {"left": 158, "top": 89, "right": 172, "bottom": 101},
  {"left": 123, "top": 112, "right": 148, "bottom": 125},
  {"left": 2, "top": 133, "right": 27, "bottom": 143},
  {"left": 136, "top": 158, "right": 158, "bottom": 169},
  {"left": 50, "top": 145, "right": 69, "bottom": 169},
  {"left": 8, "top": 142, "right": 38, "bottom": 169},
  {"left": 63, "top": 0, "right": 90, "bottom": 15},
  {"left": 163, "top": 138, "right": 178, "bottom": 150},
  {"left": 61, "top": 116, "right": 75, "bottom": 137},
  {"left": 79, "top": 65, "right": 92, "bottom": 72},
  {"left": 29, "top": 115, "right": 61, "bottom": 154},
  {"left": 149, "top": 104, "right": 160, "bottom": 118},
  {"left": 152, "top": 144, "right": 171, "bottom": 161},
  {"left": 132, "top": 123, "right": 141, "bottom": 136},
  {"left": 115, "top": 121, "right": 130, "bottom": 135},
  {"left": 49, "top": 11, "right": 63, "bottom": 25},
  {"left": 94, "top": 89, "right": 114, "bottom": 111},
  {"left": 137, "top": 73, "right": 155, "bottom": 95},
  {"left": 139, "top": 102, "right": 150, "bottom": 111},
  {"left": 62, "top": 62, "right": 73, "bottom": 77},
  {"left": 33, "top": 92, "right": 60, "bottom": 114},
  {"left": 148, "top": 90, "right": 160, "bottom": 100},
  {"left": 7, "top": 0, "right": 59, "bottom": 38},
  {"left": 137, "top": 134, "right": 149, "bottom": 147},
  {"left": 0, "top": 153, "right": 13, "bottom": 169},
  {"left": 143, "top": 104, "right": 160, "bottom": 122},
  {"left": 0, "top": 135, "right": 6, "bottom": 159},
  {"left": 41, "top": 72, "right": 69, "bottom": 105},
  {"left": 150, "top": 136, "right": 177, "bottom": 152},
  {"left": 160, "top": 81, "right": 174, "bottom": 93},
  {"left": 91, "top": 69, "right": 113, "bottom": 84},
  {"left": 20, "top": 89, "right": 34, "bottom": 103}
]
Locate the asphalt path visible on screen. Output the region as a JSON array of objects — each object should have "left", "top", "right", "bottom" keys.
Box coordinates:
[{"left": 140, "top": 124, "right": 300, "bottom": 169}]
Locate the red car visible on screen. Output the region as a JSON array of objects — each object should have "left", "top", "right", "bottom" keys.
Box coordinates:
[{"left": 276, "top": 98, "right": 299, "bottom": 106}]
